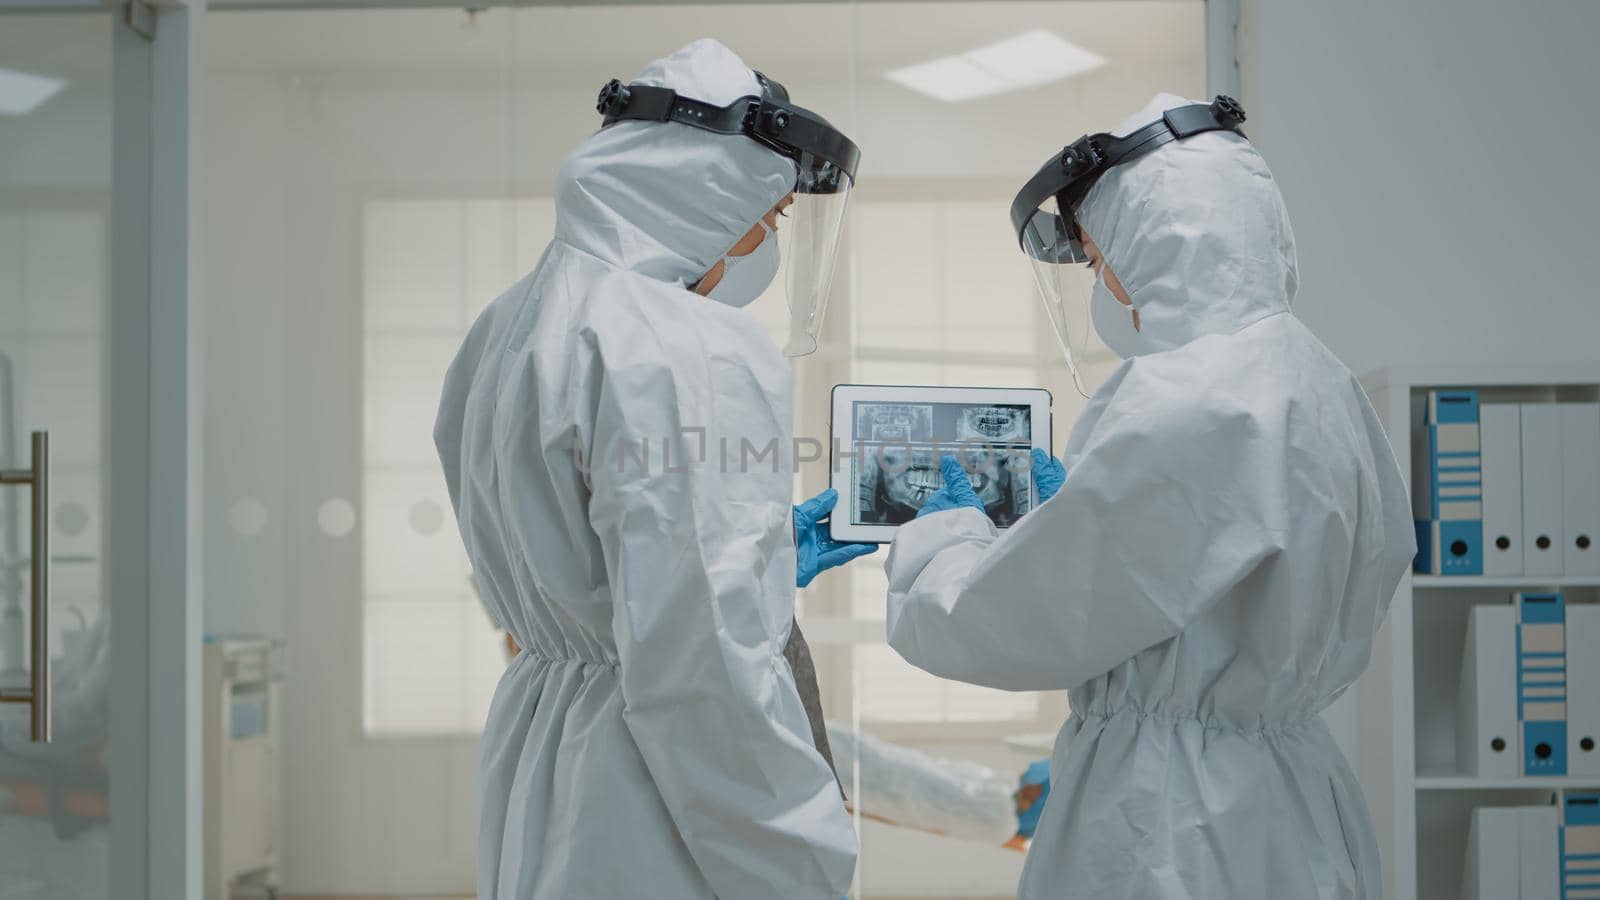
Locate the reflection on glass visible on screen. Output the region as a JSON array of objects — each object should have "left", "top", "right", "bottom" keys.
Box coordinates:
[
  {"left": 190, "top": 3, "right": 1204, "bottom": 895},
  {"left": 0, "top": 13, "right": 112, "bottom": 897}
]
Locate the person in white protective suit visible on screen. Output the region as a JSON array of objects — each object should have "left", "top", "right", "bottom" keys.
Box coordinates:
[
  {"left": 883, "top": 94, "right": 1416, "bottom": 899},
  {"left": 434, "top": 39, "right": 871, "bottom": 900}
]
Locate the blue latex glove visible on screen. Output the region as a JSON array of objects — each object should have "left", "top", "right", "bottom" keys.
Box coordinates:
[
  {"left": 1031, "top": 447, "right": 1066, "bottom": 504},
  {"left": 794, "top": 488, "right": 878, "bottom": 588},
  {"left": 1014, "top": 759, "right": 1052, "bottom": 839},
  {"left": 914, "top": 455, "right": 987, "bottom": 519}
]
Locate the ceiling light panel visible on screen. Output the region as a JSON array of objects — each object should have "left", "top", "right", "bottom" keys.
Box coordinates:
[{"left": 885, "top": 30, "right": 1107, "bottom": 103}]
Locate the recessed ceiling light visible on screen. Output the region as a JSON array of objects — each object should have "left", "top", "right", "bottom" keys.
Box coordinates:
[
  {"left": 885, "top": 30, "right": 1107, "bottom": 103},
  {"left": 0, "top": 68, "right": 66, "bottom": 117},
  {"left": 966, "top": 30, "right": 1108, "bottom": 88},
  {"left": 884, "top": 56, "right": 1012, "bottom": 103}
]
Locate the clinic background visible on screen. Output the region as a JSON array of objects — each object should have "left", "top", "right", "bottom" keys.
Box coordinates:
[
  {"left": 2, "top": 0, "right": 1597, "bottom": 897},
  {"left": 202, "top": 5, "right": 1195, "bottom": 895}
]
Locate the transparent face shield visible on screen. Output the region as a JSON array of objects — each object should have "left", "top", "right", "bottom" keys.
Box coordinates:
[
  {"left": 1020, "top": 197, "right": 1105, "bottom": 398},
  {"left": 781, "top": 153, "right": 852, "bottom": 357},
  {"left": 1010, "top": 95, "right": 1250, "bottom": 396}
]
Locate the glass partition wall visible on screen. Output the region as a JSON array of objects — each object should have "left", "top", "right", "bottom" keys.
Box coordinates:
[
  {"left": 1, "top": 13, "right": 117, "bottom": 898},
  {"left": 201, "top": 4, "right": 1203, "bottom": 895}
]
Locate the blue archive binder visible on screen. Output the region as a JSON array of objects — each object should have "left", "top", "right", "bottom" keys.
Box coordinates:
[
  {"left": 1562, "top": 790, "right": 1600, "bottom": 900},
  {"left": 1519, "top": 592, "right": 1569, "bottom": 777},
  {"left": 1414, "top": 389, "right": 1484, "bottom": 574}
]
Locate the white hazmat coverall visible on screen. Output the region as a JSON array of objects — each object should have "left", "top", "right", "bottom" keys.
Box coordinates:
[
  {"left": 883, "top": 94, "right": 1415, "bottom": 899},
  {"left": 434, "top": 39, "right": 855, "bottom": 900}
]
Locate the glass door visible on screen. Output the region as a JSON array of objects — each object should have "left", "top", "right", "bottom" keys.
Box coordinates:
[
  {"left": 197, "top": 5, "right": 1204, "bottom": 898},
  {"left": 0, "top": 11, "right": 116, "bottom": 899}
]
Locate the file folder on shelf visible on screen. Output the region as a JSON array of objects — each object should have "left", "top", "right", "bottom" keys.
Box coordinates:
[
  {"left": 1561, "top": 403, "right": 1600, "bottom": 576},
  {"left": 1522, "top": 804, "right": 1561, "bottom": 900},
  {"left": 1463, "top": 806, "right": 1520, "bottom": 900},
  {"left": 1561, "top": 790, "right": 1600, "bottom": 900},
  {"left": 1522, "top": 403, "right": 1566, "bottom": 577},
  {"left": 1481, "top": 402, "right": 1524, "bottom": 576},
  {"left": 1459, "top": 602, "right": 1519, "bottom": 778},
  {"left": 1517, "top": 592, "right": 1568, "bottom": 778},
  {"left": 1566, "top": 603, "right": 1600, "bottom": 778},
  {"left": 1414, "top": 389, "right": 1483, "bottom": 574}
]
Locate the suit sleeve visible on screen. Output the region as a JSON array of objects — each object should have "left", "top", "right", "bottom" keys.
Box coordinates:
[{"left": 884, "top": 398, "right": 1288, "bottom": 691}]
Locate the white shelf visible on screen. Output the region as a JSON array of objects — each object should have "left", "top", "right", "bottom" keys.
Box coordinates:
[
  {"left": 1413, "top": 575, "right": 1600, "bottom": 589},
  {"left": 1359, "top": 366, "right": 1600, "bottom": 900},
  {"left": 1415, "top": 771, "right": 1600, "bottom": 791}
]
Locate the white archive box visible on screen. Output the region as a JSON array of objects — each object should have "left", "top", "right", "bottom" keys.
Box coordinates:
[
  {"left": 1458, "top": 603, "right": 1519, "bottom": 778},
  {"left": 1561, "top": 403, "right": 1600, "bottom": 576},
  {"left": 1462, "top": 806, "right": 1519, "bottom": 900},
  {"left": 1521, "top": 404, "right": 1566, "bottom": 577},
  {"left": 1562, "top": 792, "right": 1600, "bottom": 900},
  {"left": 1461, "top": 794, "right": 1600, "bottom": 900},
  {"left": 1480, "top": 403, "right": 1524, "bottom": 576},
  {"left": 1520, "top": 805, "right": 1560, "bottom": 900},
  {"left": 1567, "top": 603, "right": 1600, "bottom": 778},
  {"left": 1515, "top": 593, "right": 1569, "bottom": 779}
]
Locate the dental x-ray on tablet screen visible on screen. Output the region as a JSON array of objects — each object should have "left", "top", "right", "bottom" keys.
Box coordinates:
[{"left": 829, "top": 385, "right": 1052, "bottom": 544}]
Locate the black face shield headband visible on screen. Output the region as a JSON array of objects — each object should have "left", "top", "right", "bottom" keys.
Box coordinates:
[
  {"left": 596, "top": 70, "right": 860, "bottom": 196},
  {"left": 1010, "top": 95, "right": 1247, "bottom": 265}
]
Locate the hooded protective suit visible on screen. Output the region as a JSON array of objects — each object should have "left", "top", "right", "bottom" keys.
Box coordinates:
[
  {"left": 883, "top": 94, "right": 1414, "bottom": 899},
  {"left": 434, "top": 40, "right": 855, "bottom": 899}
]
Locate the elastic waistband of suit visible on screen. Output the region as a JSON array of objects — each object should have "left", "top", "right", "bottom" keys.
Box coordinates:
[
  {"left": 517, "top": 646, "right": 619, "bottom": 670},
  {"left": 1069, "top": 706, "right": 1318, "bottom": 738}
]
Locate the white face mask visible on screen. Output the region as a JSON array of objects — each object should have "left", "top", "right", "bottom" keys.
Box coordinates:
[
  {"left": 705, "top": 220, "right": 779, "bottom": 309},
  {"left": 1090, "top": 268, "right": 1147, "bottom": 360}
]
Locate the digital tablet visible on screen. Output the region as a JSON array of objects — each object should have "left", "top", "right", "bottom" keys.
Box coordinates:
[{"left": 829, "top": 384, "right": 1053, "bottom": 544}]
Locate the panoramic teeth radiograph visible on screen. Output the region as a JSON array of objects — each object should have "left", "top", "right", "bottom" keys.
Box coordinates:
[
  {"left": 961, "top": 406, "right": 1027, "bottom": 443},
  {"left": 854, "top": 401, "right": 1032, "bottom": 527}
]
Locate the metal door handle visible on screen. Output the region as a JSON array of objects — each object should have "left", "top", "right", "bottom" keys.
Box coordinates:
[{"left": 0, "top": 431, "right": 50, "bottom": 742}]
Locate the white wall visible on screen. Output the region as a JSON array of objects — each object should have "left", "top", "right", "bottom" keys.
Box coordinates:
[
  {"left": 1238, "top": 0, "right": 1600, "bottom": 378},
  {"left": 1236, "top": 0, "right": 1600, "bottom": 885}
]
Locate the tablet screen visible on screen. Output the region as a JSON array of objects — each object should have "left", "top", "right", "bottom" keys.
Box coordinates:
[{"left": 851, "top": 400, "right": 1036, "bottom": 527}]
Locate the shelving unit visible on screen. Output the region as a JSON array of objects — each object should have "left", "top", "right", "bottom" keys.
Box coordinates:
[{"left": 1358, "top": 364, "right": 1600, "bottom": 900}]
